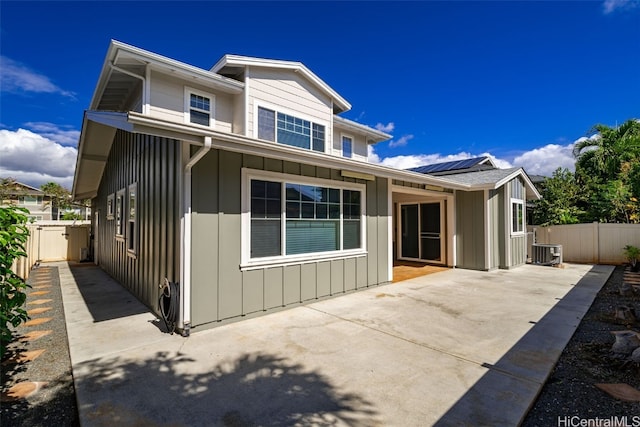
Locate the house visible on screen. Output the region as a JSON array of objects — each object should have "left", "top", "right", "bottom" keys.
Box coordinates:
[
  {"left": 1, "top": 181, "right": 52, "bottom": 221},
  {"left": 72, "top": 41, "right": 540, "bottom": 334}
]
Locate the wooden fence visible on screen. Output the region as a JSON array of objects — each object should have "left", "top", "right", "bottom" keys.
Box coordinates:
[
  {"left": 13, "top": 221, "right": 91, "bottom": 279},
  {"left": 529, "top": 222, "right": 640, "bottom": 264}
]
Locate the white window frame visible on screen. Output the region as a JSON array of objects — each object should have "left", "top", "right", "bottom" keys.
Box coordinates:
[
  {"left": 184, "top": 87, "right": 215, "bottom": 128},
  {"left": 115, "top": 189, "right": 125, "bottom": 238},
  {"left": 127, "top": 183, "right": 137, "bottom": 256},
  {"left": 106, "top": 194, "right": 115, "bottom": 220},
  {"left": 240, "top": 168, "right": 367, "bottom": 269},
  {"left": 341, "top": 134, "right": 353, "bottom": 158},
  {"left": 510, "top": 198, "right": 525, "bottom": 235},
  {"left": 253, "top": 102, "right": 328, "bottom": 154}
]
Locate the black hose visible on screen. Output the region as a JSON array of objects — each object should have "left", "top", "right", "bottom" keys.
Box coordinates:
[{"left": 158, "top": 278, "right": 179, "bottom": 334}]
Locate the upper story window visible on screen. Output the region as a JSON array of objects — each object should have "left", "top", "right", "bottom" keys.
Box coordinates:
[
  {"left": 342, "top": 135, "right": 353, "bottom": 158},
  {"left": 19, "top": 195, "right": 42, "bottom": 205},
  {"left": 257, "top": 106, "right": 325, "bottom": 153},
  {"left": 185, "top": 87, "right": 214, "bottom": 127}
]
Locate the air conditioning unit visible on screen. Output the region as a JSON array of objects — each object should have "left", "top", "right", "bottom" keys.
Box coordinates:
[{"left": 532, "top": 243, "right": 562, "bottom": 266}]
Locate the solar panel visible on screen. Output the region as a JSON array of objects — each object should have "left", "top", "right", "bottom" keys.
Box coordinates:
[{"left": 409, "top": 156, "right": 488, "bottom": 174}]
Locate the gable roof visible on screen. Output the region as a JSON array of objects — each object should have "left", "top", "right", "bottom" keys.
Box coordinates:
[
  {"left": 2, "top": 181, "right": 45, "bottom": 196},
  {"left": 409, "top": 156, "right": 496, "bottom": 175},
  {"left": 91, "top": 40, "right": 244, "bottom": 112},
  {"left": 441, "top": 167, "right": 541, "bottom": 199},
  {"left": 211, "top": 54, "right": 351, "bottom": 114},
  {"left": 333, "top": 116, "right": 391, "bottom": 143}
]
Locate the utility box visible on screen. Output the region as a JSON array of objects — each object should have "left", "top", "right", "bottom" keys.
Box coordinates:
[{"left": 532, "top": 243, "right": 563, "bottom": 266}]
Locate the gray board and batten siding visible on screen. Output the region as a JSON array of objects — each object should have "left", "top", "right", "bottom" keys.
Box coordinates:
[
  {"left": 93, "top": 130, "right": 181, "bottom": 316},
  {"left": 508, "top": 177, "right": 527, "bottom": 267},
  {"left": 455, "top": 190, "right": 486, "bottom": 270},
  {"left": 190, "top": 148, "right": 391, "bottom": 329}
]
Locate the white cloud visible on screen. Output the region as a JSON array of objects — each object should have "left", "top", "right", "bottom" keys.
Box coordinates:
[
  {"left": 602, "top": 0, "right": 639, "bottom": 14},
  {"left": 0, "top": 128, "right": 77, "bottom": 189},
  {"left": 375, "top": 122, "right": 395, "bottom": 133},
  {"left": 389, "top": 134, "right": 414, "bottom": 148},
  {"left": 24, "top": 122, "right": 80, "bottom": 147},
  {"left": 512, "top": 143, "right": 576, "bottom": 175},
  {"left": 0, "top": 56, "right": 75, "bottom": 98}
]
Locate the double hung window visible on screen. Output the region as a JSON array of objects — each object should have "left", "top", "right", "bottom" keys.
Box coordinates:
[
  {"left": 257, "top": 106, "right": 325, "bottom": 153},
  {"left": 247, "top": 173, "right": 364, "bottom": 262},
  {"left": 185, "top": 88, "right": 214, "bottom": 127}
]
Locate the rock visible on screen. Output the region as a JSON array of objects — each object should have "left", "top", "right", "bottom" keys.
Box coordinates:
[{"left": 611, "top": 330, "right": 640, "bottom": 354}]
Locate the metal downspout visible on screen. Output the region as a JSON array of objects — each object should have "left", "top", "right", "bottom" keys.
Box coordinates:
[{"left": 180, "top": 136, "right": 212, "bottom": 337}]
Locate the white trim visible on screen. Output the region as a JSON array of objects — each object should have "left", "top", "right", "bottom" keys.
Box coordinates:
[
  {"left": 447, "top": 195, "right": 456, "bottom": 268},
  {"left": 115, "top": 188, "right": 126, "bottom": 237},
  {"left": 106, "top": 193, "right": 114, "bottom": 219},
  {"left": 484, "top": 189, "right": 490, "bottom": 270},
  {"left": 143, "top": 64, "right": 151, "bottom": 115},
  {"left": 244, "top": 67, "right": 250, "bottom": 137},
  {"left": 127, "top": 182, "right": 137, "bottom": 255},
  {"left": 241, "top": 168, "right": 367, "bottom": 268},
  {"left": 387, "top": 178, "right": 393, "bottom": 281},
  {"left": 510, "top": 198, "right": 525, "bottom": 236},
  {"left": 184, "top": 86, "right": 215, "bottom": 128},
  {"left": 341, "top": 133, "right": 354, "bottom": 158}
]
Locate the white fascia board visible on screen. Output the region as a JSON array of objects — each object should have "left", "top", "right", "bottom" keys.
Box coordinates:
[
  {"left": 90, "top": 40, "right": 244, "bottom": 110},
  {"left": 211, "top": 54, "right": 351, "bottom": 112},
  {"left": 72, "top": 112, "right": 90, "bottom": 199},
  {"left": 333, "top": 116, "right": 392, "bottom": 143},
  {"left": 126, "top": 112, "right": 470, "bottom": 190}
]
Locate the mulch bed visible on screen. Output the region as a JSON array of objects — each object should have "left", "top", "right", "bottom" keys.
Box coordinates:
[{"left": 522, "top": 265, "right": 640, "bottom": 425}]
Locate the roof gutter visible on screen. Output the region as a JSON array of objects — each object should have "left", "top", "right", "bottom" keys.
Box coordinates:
[{"left": 179, "top": 135, "right": 212, "bottom": 336}]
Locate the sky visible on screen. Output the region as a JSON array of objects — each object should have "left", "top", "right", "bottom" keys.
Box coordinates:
[{"left": 1, "top": 1, "right": 639, "bottom": 190}]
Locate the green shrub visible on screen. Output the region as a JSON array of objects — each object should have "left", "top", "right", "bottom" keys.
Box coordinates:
[{"left": 0, "top": 206, "right": 31, "bottom": 358}]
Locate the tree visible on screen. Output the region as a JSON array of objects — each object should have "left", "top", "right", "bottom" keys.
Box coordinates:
[
  {"left": 40, "top": 182, "right": 72, "bottom": 220},
  {"left": 573, "top": 119, "right": 640, "bottom": 223},
  {"left": 533, "top": 168, "right": 584, "bottom": 226}
]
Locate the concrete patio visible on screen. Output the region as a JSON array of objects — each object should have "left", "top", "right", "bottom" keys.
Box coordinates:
[{"left": 57, "top": 261, "right": 613, "bottom": 426}]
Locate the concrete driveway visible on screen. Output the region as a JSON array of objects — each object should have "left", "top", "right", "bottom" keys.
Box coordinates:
[{"left": 58, "top": 262, "right": 612, "bottom": 426}]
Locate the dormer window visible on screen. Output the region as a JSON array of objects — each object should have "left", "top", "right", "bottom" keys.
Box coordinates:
[
  {"left": 257, "top": 106, "right": 325, "bottom": 153},
  {"left": 185, "top": 87, "right": 214, "bottom": 127}
]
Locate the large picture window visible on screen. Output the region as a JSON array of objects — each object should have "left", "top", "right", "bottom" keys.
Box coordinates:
[
  {"left": 257, "top": 106, "right": 325, "bottom": 153},
  {"left": 246, "top": 172, "right": 365, "bottom": 263}
]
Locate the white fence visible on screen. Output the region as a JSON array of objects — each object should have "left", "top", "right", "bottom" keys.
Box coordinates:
[
  {"left": 529, "top": 222, "right": 640, "bottom": 264},
  {"left": 13, "top": 221, "right": 91, "bottom": 279}
]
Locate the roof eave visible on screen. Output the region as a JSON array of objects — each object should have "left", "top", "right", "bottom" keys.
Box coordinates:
[
  {"left": 211, "top": 54, "right": 351, "bottom": 113},
  {"left": 333, "top": 116, "right": 392, "bottom": 143}
]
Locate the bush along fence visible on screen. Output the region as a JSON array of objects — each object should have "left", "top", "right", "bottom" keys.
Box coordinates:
[{"left": 1, "top": 206, "right": 31, "bottom": 358}]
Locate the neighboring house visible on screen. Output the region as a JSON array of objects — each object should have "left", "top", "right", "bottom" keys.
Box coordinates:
[
  {"left": 1, "top": 181, "right": 52, "bottom": 221},
  {"left": 72, "top": 41, "right": 540, "bottom": 334}
]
